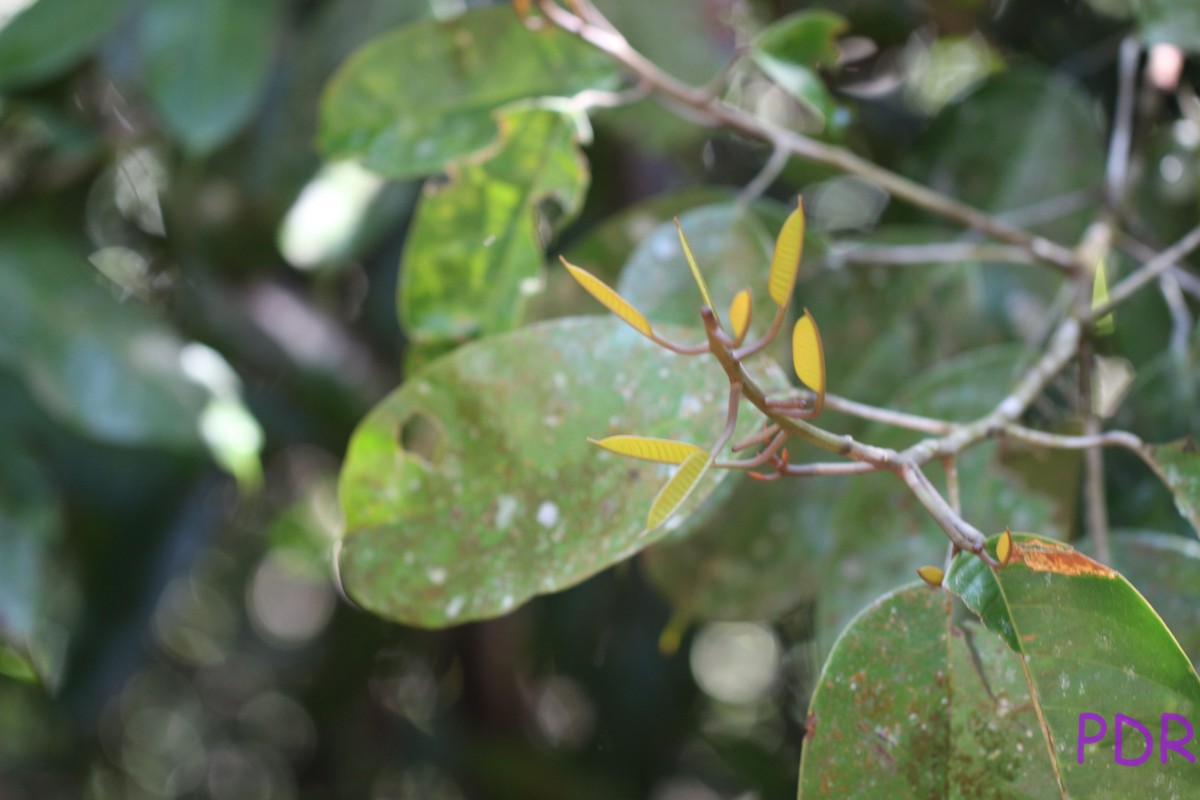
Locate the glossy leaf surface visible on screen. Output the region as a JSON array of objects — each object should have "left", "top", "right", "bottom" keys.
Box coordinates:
[
  {"left": 946, "top": 532, "right": 1200, "bottom": 796},
  {"left": 0, "top": 0, "right": 131, "bottom": 90},
  {"left": 139, "top": 0, "right": 281, "bottom": 153},
  {"left": 318, "top": 5, "right": 617, "bottom": 179}
]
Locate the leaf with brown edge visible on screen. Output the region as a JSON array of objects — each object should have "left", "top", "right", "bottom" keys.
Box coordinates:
[
  {"left": 767, "top": 198, "right": 805, "bottom": 307},
  {"left": 944, "top": 531, "right": 1200, "bottom": 796},
  {"left": 729, "top": 289, "right": 752, "bottom": 345},
  {"left": 791, "top": 310, "right": 825, "bottom": 409},
  {"left": 560, "top": 257, "right": 654, "bottom": 338},
  {"left": 647, "top": 450, "right": 713, "bottom": 532},
  {"left": 588, "top": 435, "right": 705, "bottom": 465}
]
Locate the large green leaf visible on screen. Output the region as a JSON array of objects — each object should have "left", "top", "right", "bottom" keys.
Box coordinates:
[
  {"left": 1133, "top": 0, "right": 1200, "bottom": 51},
  {"left": 338, "top": 317, "right": 783, "bottom": 627},
  {"left": 908, "top": 68, "right": 1104, "bottom": 244},
  {"left": 138, "top": 0, "right": 281, "bottom": 154},
  {"left": 0, "top": 0, "right": 131, "bottom": 90},
  {"left": 799, "top": 584, "right": 1053, "bottom": 797},
  {"left": 399, "top": 108, "right": 588, "bottom": 343},
  {"left": 1147, "top": 438, "right": 1200, "bottom": 534},
  {"left": 617, "top": 204, "right": 779, "bottom": 340},
  {"left": 0, "top": 214, "right": 207, "bottom": 447},
  {"left": 947, "top": 533, "right": 1200, "bottom": 795},
  {"left": 317, "top": 5, "right": 618, "bottom": 179}
]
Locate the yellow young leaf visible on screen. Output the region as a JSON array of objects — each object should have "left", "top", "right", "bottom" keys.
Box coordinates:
[
  {"left": 996, "top": 528, "right": 1014, "bottom": 566},
  {"left": 647, "top": 450, "right": 712, "bottom": 531},
  {"left": 1091, "top": 258, "right": 1114, "bottom": 336},
  {"left": 768, "top": 198, "right": 805, "bottom": 307},
  {"left": 560, "top": 256, "right": 653, "bottom": 337},
  {"left": 916, "top": 565, "right": 944, "bottom": 586},
  {"left": 588, "top": 435, "right": 706, "bottom": 464},
  {"left": 729, "top": 289, "right": 752, "bottom": 345},
  {"left": 674, "top": 218, "right": 717, "bottom": 315},
  {"left": 791, "top": 310, "right": 825, "bottom": 408}
]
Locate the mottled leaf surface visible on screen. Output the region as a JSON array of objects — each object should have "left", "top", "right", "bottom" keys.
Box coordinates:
[
  {"left": 1147, "top": 438, "right": 1200, "bottom": 534},
  {"left": 0, "top": 0, "right": 131, "bottom": 90},
  {"left": 799, "top": 585, "right": 1051, "bottom": 798},
  {"left": 139, "top": 0, "right": 280, "bottom": 153},
  {"left": 0, "top": 214, "right": 207, "bottom": 447},
  {"left": 947, "top": 532, "right": 1200, "bottom": 796},
  {"left": 338, "top": 317, "right": 784, "bottom": 627},
  {"left": 399, "top": 108, "right": 589, "bottom": 343},
  {"left": 318, "top": 5, "right": 617, "bottom": 179}
]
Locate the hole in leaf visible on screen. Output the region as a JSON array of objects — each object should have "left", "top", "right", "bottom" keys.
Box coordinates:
[{"left": 397, "top": 412, "right": 444, "bottom": 465}]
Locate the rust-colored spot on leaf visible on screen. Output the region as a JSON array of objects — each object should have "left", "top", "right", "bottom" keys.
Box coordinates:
[{"left": 1011, "top": 538, "right": 1117, "bottom": 578}]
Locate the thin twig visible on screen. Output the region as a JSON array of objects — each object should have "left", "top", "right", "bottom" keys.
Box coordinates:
[
  {"left": 535, "top": 0, "right": 1081, "bottom": 275},
  {"left": 736, "top": 145, "right": 790, "bottom": 210},
  {"left": 1104, "top": 37, "right": 1141, "bottom": 209},
  {"left": 826, "top": 242, "right": 1037, "bottom": 268},
  {"left": 1078, "top": 339, "right": 1111, "bottom": 563}
]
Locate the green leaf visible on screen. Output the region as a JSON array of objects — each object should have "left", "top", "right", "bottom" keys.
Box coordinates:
[
  {"left": 0, "top": 451, "right": 72, "bottom": 686},
  {"left": 399, "top": 108, "right": 589, "bottom": 343},
  {"left": 1132, "top": 0, "right": 1200, "bottom": 52},
  {"left": 751, "top": 11, "right": 846, "bottom": 125},
  {"left": 908, "top": 68, "right": 1104, "bottom": 244},
  {"left": 317, "top": 5, "right": 617, "bottom": 179},
  {"left": 338, "top": 317, "right": 784, "bottom": 627},
  {"left": 947, "top": 532, "right": 1200, "bottom": 795},
  {"left": 817, "top": 347, "right": 1071, "bottom": 650},
  {"left": 644, "top": 474, "right": 831, "bottom": 621},
  {"left": 799, "top": 584, "right": 1054, "bottom": 797},
  {"left": 0, "top": 0, "right": 131, "bottom": 90},
  {"left": 1098, "top": 530, "right": 1200, "bottom": 667},
  {"left": 1147, "top": 438, "right": 1200, "bottom": 534},
  {"left": 0, "top": 213, "right": 208, "bottom": 447},
  {"left": 617, "top": 204, "right": 777, "bottom": 340},
  {"left": 138, "top": 0, "right": 281, "bottom": 154}
]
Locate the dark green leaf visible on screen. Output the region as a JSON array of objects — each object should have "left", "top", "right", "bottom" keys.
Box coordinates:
[
  {"left": 0, "top": 0, "right": 131, "bottom": 90},
  {"left": 139, "top": 0, "right": 281, "bottom": 153},
  {"left": 799, "top": 584, "right": 1052, "bottom": 797},
  {"left": 907, "top": 68, "right": 1104, "bottom": 244},
  {"left": 946, "top": 532, "right": 1200, "bottom": 795},
  {"left": 1147, "top": 438, "right": 1200, "bottom": 534},
  {"left": 338, "top": 317, "right": 784, "bottom": 627},
  {"left": 399, "top": 108, "right": 588, "bottom": 343},
  {"left": 0, "top": 451, "right": 71, "bottom": 685},
  {"left": 1133, "top": 0, "right": 1200, "bottom": 52},
  {"left": 644, "top": 474, "right": 832, "bottom": 621},
  {"left": 0, "top": 214, "right": 207, "bottom": 447},
  {"left": 318, "top": 5, "right": 618, "bottom": 179}
]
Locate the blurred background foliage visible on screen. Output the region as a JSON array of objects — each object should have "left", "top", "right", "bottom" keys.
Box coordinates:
[{"left": 1, "top": 0, "right": 1199, "bottom": 797}]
